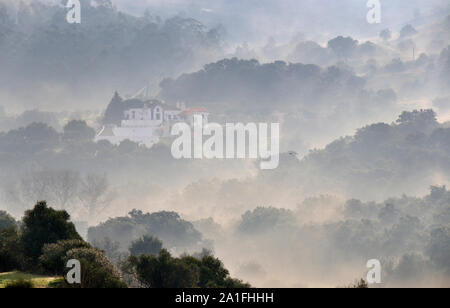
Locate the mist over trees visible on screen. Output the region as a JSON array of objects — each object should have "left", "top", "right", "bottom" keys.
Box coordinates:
[
  {"left": 255, "top": 109, "right": 450, "bottom": 201},
  {"left": 0, "top": 0, "right": 224, "bottom": 109},
  {"left": 0, "top": 0, "right": 449, "bottom": 288},
  {"left": 110, "top": 0, "right": 448, "bottom": 44},
  {"left": 1, "top": 202, "right": 245, "bottom": 288},
  {"left": 206, "top": 185, "right": 449, "bottom": 287},
  {"left": 88, "top": 209, "right": 211, "bottom": 254}
]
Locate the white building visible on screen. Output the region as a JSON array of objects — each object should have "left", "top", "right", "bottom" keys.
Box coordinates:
[{"left": 95, "top": 100, "right": 209, "bottom": 148}]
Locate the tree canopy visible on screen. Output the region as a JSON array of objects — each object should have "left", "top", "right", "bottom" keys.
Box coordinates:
[{"left": 21, "top": 201, "right": 82, "bottom": 261}]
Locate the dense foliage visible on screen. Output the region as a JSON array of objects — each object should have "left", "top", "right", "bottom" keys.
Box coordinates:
[
  {"left": 0, "top": 202, "right": 127, "bottom": 288},
  {"left": 0, "top": 227, "right": 23, "bottom": 272},
  {"left": 39, "top": 240, "right": 92, "bottom": 275},
  {"left": 124, "top": 249, "right": 250, "bottom": 288},
  {"left": 64, "top": 247, "right": 127, "bottom": 288},
  {"left": 21, "top": 201, "right": 82, "bottom": 261},
  {"left": 129, "top": 235, "right": 163, "bottom": 257}
]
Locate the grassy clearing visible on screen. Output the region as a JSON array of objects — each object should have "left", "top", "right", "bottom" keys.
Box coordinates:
[{"left": 0, "top": 272, "right": 62, "bottom": 288}]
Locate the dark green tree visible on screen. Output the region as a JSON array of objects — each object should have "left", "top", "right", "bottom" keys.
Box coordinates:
[
  {"left": 103, "top": 92, "right": 124, "bottom": 125},
  {"left": 63, "top": 120, "right": 96, "bottom": 143},
  {"left": 129, "top": 235, "right": 163, "bottom": 256},
  {"left": 125, "top": 249, "right": 250, "bottom": 288},
  {"left": 21, "top": 201, "right": 82, "bottom": 261},
  {"left": 126, "top": 249, "right": 199, "bottom": 288},
  {"left": 182, "top": 255, "right": 250, "bottom": 288},
  {"left": 0, "top": 227, "right": 24, "bottom": 272}
]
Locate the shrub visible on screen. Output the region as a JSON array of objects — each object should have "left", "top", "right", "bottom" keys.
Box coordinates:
[
  {"left": 39, "top": 240, "right": 91, "bottom": 275},
  {"left": 347, "top": 279, "right": 369, "bottom": 288},
  {"left": 64, "top": 247, "right": 127, "bottom": 288},
  {"left": 4, "top": 278, "right": 34, "bottom": 289}
]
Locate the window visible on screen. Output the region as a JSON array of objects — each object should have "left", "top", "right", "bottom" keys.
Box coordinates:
[{"left": 154, "top": 107, "right": 162, "bottom": 121}]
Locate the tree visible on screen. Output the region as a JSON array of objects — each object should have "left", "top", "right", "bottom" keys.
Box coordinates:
[
  {"left": 126, "top": 249, "right": 199, "bottom": 288},
  {"left": 439, "top": 46, "right": 450, "bottom": 83},
  {"left": 182, "top": 255, "right": 250, "bottom": 288},
  {"left": 426, "top": 227, "right": 450, "bottom": 272},
  {"left": 0, "top": 227, "right": 24, "bottom": 272},
  {"left": 379, "top": 29, "right": 392, "bottom": 41},
  {"left": 396, "top": 109, "right": 438, "bottom": 128},
  {"left": 103, "top": 92, "right": 124, "bottom": 125},
  {"left": 4, "top": 170, "right": 81, "bottom": 213},
  {"left": 49, "top": 171, "right": 81, "bottom": 210},
  {"left": 128, "top": 210, "right": 204, "bottom": 250},
  {"left": 88, "top": 217, "right": 146, "bottom": 252},
  {"left": 91, "top": 237, "right": 123, "bottom": 262},
  {"left": 327, "top": 36, "right": 358, "bottom": 59},
  {"left": 124, "top": 249, "right": 250, "bottom": 288},
  {"left": 0, "top": 123, "right": 60, "bottom": 154},
  {"left": 21, "top": 201, "right": 82, "bottom": 261},
  {"left": 63, "top": 120, "right": 96, "bottom": 143},
  {"left": 16, "top": 110, "right": 60, "bottom": 131},
  {"left": 238, "top": 207, "right": 296, "bottom": 234},
  {"left": 400, "top": 25, "right": 418, "bottom": 38},
  {"left": 0, "top": 210, "right": 16, "bottom": 229},
  {"left": 129, "top": 235, "right": 163, "bottom": 257},
  {"left": 79, "top": 174, "right": 114, "bottom": 221}
]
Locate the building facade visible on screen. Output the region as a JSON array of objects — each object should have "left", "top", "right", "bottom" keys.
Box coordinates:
[{"left": 95, "top": 99, "right": 209, "bottom": 148}]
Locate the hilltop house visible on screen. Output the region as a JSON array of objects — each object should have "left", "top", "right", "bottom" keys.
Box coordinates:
[{"left": 95, "top": 93, "right": 209, "bottom": 147}]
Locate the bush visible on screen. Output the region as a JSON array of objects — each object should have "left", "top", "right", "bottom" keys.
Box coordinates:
[
  {"left": 129, "top": 235, "right": 163, "bottom": 256},
  {"left": 4, "top": 278, "right": 34, "bottom": 289},
  {"left": 64, "top": 247, "right": 127, "bottom": 288},
  {"left": 347, "top": 279, "right": 369, "bottom": 288},
  {"left": 21, "top": 201, "right": 82, "bottom": 261},
  {"left": 39, "top": 240, "right": 91, "bottom": 275}
]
